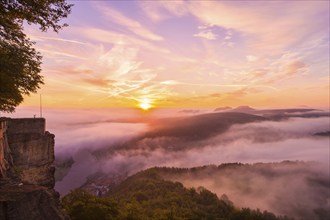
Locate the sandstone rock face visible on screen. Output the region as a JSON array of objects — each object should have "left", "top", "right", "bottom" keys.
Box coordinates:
[
  {"left": 6, "top": 118, "right": 55, "bottom": 188},
  {"left": 0, "top": 118, "right": 68, "bottom": 220},
  {"left": 0, "top": 184, "right": 67, "bottom": 220},
  {"left": 0, "top": 119, "right": 10, "bottom": 178}
]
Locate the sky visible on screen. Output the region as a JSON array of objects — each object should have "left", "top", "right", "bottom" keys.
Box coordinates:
[{"left": 21, "top": 0, "right": 329, "bottom": 110}]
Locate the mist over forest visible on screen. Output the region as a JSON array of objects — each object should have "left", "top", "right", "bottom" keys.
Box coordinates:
[
  {"left": 156, "top": 162, "right": 329, "bottom": 220},
  {"left": 5, "top": 107, "right": 329, "bottom": 219}
]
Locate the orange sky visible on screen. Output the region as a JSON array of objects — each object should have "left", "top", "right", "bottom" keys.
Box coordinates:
[{"left": 21, "top": 1, "right": 329, "bottom": 110}]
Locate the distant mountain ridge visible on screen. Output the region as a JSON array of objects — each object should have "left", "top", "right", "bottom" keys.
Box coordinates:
[
  {"left": 92, "top": 112, "right": 267, "bottom": 158},
  {"left": 230, "top": 105, "right": 256, "bottom": 112},
  {"left": 213, "top": 106, "right": 324, "bottom": 117},
  {"left": 214, "top": 106, "right": 232, "bottom": 111}
]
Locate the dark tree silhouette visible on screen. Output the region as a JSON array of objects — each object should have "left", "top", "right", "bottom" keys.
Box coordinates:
[{"left": 0, "top": 0, "right": 72, "bottom": 112}]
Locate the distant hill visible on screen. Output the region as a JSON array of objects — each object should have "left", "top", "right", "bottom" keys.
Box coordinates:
[
  {"left": 227, "top": 107, "right": 328, "bottom": 119},
  {"left": 77, "top": 161, "right": 329, "bottom": 220},
  {"left": 313, "top": 131, "right": 330, "bottom": 137},
  {"left": 92, "top": 112, "right": 267, "bottom": 158},
  {"left": 257, "top": 108, "right": 317, "bottom": 114},
  {"left": 92, "top": 107, "right": 329, "bottom": 160},
  {"left": 228, "top": 106, "right": 322, "bottom": 116},
  {"left": 214, "top": 106, "right": 232, "bottom": 111},
  {"left": 230, "top": 105, "right": 256, "bottom": 112},
  {"left": 63, "top": 168, "right": 294, "bottom": 220},
  {"left": 178, "top": 109, "right": 200, "bottom": 114},
  {"left": 144, "top": 112, "right": 266, "bottom": 141}
]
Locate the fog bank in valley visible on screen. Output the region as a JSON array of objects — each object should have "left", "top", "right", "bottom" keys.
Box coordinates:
[
  {"left": 4, "top": 107, "right": 329, "bottom": 219},
  {"left": 157, "top": 162, "right": 329, "bottom": 220},
  {"left": 51, "top": 109, "right": 329, "bottom": 197}
]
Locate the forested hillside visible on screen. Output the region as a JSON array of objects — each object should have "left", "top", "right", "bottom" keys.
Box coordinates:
[{"left": 62, "top": 169, "right": 293, "bottom": 220}]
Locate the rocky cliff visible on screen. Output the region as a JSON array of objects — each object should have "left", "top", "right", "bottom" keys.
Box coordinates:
[{"left": 0, "top": 118, "right": 68, "bottom": 220}]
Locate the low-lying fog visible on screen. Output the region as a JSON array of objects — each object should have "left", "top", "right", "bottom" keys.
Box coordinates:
[{"left": 4, "top": 107, "right": 330, "bottom": 219}]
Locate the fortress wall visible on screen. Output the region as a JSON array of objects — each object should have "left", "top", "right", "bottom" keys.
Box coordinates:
[
  {"left": 6, "top": 118, "right": 45, "bottom": 134},
  {"left": 2, "top": 118, "right": 55, "bottom": 188},
  {"left": 0, "top": 118, "right": 67, "bottom": 220}
]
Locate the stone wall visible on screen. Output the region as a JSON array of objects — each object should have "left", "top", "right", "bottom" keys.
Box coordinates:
[
  {"left": 6, "top": 118, "right": 46, "bottom": 135},
  {"left": 0, "top": 118, "right": 67, "bottom": 220},
  {"left": 6, "top": 118, "right": 55, "bottom": 188}
]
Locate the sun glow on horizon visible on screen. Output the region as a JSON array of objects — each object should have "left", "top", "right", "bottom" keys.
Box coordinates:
[{"left": 138, "top": 99, "right": 153, "bottom": 111}]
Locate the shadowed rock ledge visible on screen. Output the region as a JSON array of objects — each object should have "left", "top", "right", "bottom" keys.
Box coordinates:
[{"left": 0, "top": 118, "right": 68, "bottom": 220}]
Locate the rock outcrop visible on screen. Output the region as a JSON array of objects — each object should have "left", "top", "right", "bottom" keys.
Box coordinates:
[
  {"left": 0, "top": 119, "right": 10, "bottom": 178},
  {"left": 0, "top": 118, "right": 67, "bottom": 220}
]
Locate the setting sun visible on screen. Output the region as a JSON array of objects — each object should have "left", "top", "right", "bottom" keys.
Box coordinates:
[{"left": 138, "top": 99, "right": 153, "bottom": 110}]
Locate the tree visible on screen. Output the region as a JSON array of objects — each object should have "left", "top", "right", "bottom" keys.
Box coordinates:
[
  {"left": 0, "top": 0, "right": 72, "bottom": 112},
  {"left": 62, "top": 189, "right": 119, "bottom": 220}
]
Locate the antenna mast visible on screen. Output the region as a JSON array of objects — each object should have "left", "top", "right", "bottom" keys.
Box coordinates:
[{"left": 40, "top": 94, "right": 42, "bottom": 118}]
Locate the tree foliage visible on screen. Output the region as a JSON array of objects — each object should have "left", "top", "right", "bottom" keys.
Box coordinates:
[
  {"left": 0, "top": 0, "right": 72, "bottom": 112},
  {"left": 62, "top": 189, "right": 119, "bottom": 220},
  {"left": 62, "top": 169, "right": 294, "bottom": 220}
]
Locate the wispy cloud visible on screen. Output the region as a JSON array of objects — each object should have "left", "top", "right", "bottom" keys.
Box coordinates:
[
  {"left": 139, "top": 1, "right": 187, "bottom": 22},
  {"left": 246, "top": 55, "right": 258, "bottom": 62},
  {"left": 19, "top": 1, "right": 329, "bottom": 109},
  {"left": 29, "top": 35, "right": 89, "bottom": 45},
  {"left": 194, "top": 30, "right": 217, "bottom": 40},
  {"left": 78, "top": 27, "right": 169, "bottom": 54},
  {"left": 189, "top": 1, "right": 328, "bottom": 52},
  {"left": 97, "top": 45, "right": 142, "bottom": 78},
  {"left": 94, "top": 3, "right": 163, "bottom": 41}
]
